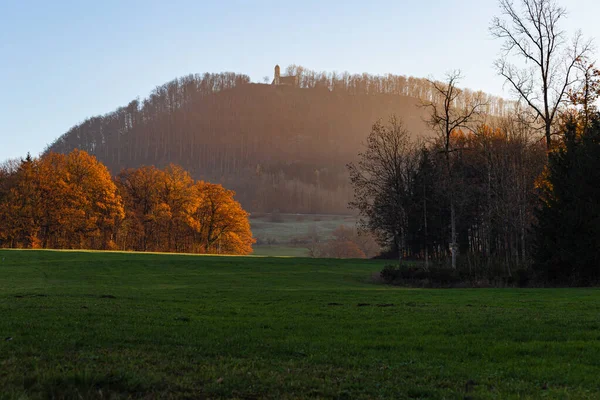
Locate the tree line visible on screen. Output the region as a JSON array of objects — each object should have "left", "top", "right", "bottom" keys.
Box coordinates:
[
  {"left": 349, "top": 117, "right": 546, "bottom": 272},
  {"left": 350, "top": 0, "right": 600, "bottom": 285},
  {"left": 281, "top": 64, "right": 512, "bottom": 117},
  {"left": 350, "top": 109, "right": 600, "bottom": 285},
  {"left": 0, "top": 150, "right": 254, "bottom": 254}
]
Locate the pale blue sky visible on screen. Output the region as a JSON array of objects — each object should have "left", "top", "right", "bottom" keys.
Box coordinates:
[{"left": 1, "top": 0, "right": 598, "bottom": 161}]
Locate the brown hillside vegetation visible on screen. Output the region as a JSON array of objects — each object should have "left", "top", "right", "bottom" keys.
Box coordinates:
[{"left": 45, "top": 68, "right": 510, "bottom": 213}]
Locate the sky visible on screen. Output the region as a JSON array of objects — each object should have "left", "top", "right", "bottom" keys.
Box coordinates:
[{"left": 1, "top": 0, "right": 599, "bottom": 162}]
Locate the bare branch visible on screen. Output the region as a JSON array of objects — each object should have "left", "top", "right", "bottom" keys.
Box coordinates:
[{"left": 490, "top": 0, "right": 593, "bottom": 149}]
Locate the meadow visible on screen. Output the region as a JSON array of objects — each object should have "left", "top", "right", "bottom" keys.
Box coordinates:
[
  {"left": 250, "top": 213, "right": 356, "bottom": 257},
  {"left": 1, "top": 250, "right": 599, "bottom": 399}
]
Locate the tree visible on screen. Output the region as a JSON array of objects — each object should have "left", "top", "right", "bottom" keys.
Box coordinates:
[
  {"left": 327, "top": 225, "right": 379, "bottom": 258},
  {"left": 305, "top": 225, "right": 322, "bottom": 258},
  {"left": 407, "top": 147, "right": 445, "bottom": 269},
  {"left": 0, "top": 155, "right": 41, "bottom": 248},
  {"left": 116, "top": 165, "right": 254, "bottom": 254},
  {"left": 193, "top": 182, "right": 255, "bottom": 254},
  {"left": 0, "top": 153, "right": 253, "bottom": 254},
  {"left": 0, "top": 150, "right": 124, "bottom": 250},
  {"left": 116, "top": 166, "right": 164, "bottom": 251},
  {"left": 321, "top": 240, "right": 366, "bottom": 259},
  {"left": 61, "top": 150, "right": 125, "bottom": 249},
  {"left": 422, "top": 71, "right": 486, "bottom": 269},
  {"left": 533, "top": 115, "right": 600, "bottom": 285},
  {"left": 308, "top": 225, "right": 380, "bottom": 259},
  {"left": 159, "top": 165, "right": 199, "bottom": 252},
  {"left": 347, "top": 117, "right": 418, "bottom": 259},
  {"left": 33, "top": 150, "right": 124, "bottom": 249},
  {"left": 490, "top": 0, "right": 592, "bottom": 150},
  {"left": 567, "top": 60, "right": 600, "bottom": 134}
]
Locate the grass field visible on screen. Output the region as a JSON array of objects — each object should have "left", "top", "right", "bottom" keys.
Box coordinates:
[
  {"left": 1, "top": 250, "right": 600, "bottom": 399},
  {"left": 250, "top": 213, "right": 357, "bottom": 257}
]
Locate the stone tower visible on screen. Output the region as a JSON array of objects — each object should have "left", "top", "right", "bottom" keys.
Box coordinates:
[{"left": 274, "top": 64, "right": 281, "bottom": 85}]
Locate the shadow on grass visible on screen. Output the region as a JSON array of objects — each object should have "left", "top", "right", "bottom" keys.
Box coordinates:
[{"left": 12, "top": 371, "right": 171, "bottom": 400}]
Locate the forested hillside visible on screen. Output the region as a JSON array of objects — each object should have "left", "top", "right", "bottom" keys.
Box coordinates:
[{"left": 45, "top": 67, "right": 511, "bottom": 213}]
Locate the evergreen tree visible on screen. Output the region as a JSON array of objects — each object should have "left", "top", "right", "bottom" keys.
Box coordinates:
[{"left": 533, "top": 116, "right": 600, "bottom": 285}]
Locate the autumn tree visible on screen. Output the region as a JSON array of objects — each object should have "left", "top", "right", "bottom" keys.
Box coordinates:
[
  {"left": 60, "top": 150, "right": 125, "bottom": 249},
  {"left": 0, "top": 150, "right": 124, "bottom": 250},
  {"left": 1, "top": 152, "right": 253, "bottom": 254},
  {"left": 116, "top": 165, "right": 197, "bottom": 253},
  {"left": 34, "top": 150, "right": 124, "bottom": 249},
  {"left": 0, "top": 155, "right": 41, "bottom": 248},
  {"left": 116, "top": 166, "right": 164, "bottom": 251},
  {"left": 159, "top": 165, "right": 199, "bottom": 252},
  {"left": 116, "top": 165, "right": 254, "bottom": 254},
  {"left": 490, "top": 0, "right": 592, "bottom": 149},
  {"left": 193, "top": 182, "right": 254, "bottom": 255}
]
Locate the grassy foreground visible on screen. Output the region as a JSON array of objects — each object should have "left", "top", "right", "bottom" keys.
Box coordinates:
[{"left": 0, "top": 251, "right": 599, "bottom": 399}]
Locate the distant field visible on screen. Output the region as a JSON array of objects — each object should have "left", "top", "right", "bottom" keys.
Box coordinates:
[
  {"left": 251, "top": 245, "right": 310, "bottom": 257},
  {"left": 250, "top": 213, "right": 356, "bottom": 257},
  {"left": 1, "top": 250, "right": 600, "bottom": 399}
]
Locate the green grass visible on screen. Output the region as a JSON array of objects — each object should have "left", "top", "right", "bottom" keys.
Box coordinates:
[
  {"left": 1, "top": 250, "right": 600, "bottom": 399},
  {"left": 250, "top": 213, "right": 356, "bottom": 257}
]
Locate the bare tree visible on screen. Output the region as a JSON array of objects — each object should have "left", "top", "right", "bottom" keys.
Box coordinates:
[
  {"left": 347, "top": 116, "right": 418, "bottom": 261},
  {"left": 490, "top": 0, "right": 592, "bottom": 149},
  {"left": 422, "top": 71, "right": 487, "bottom": 269}
]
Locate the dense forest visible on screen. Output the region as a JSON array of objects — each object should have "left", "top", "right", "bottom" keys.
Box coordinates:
[
  {"left": 347, "top": 0, "right": 600, "bottom": 285},
  {"left": 350, "top": 117, "right": 546, "bottom": 274},
  {"left": 44, "top": 68, "right": 513, "bottom": 214},
  {"left": 357, "top": 108, "right": 600, "bottom": 286},
  {"left": 0, "top": 150, "right": 254, "bottom": 254}
]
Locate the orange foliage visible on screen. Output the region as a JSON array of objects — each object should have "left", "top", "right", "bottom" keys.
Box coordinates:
[
  {"left": 0, "top": 151, "right": 254, "bottom": 255},
  {"left": 116, "top": 165, "right": 254, "bottom": 254},
  {"left": 0, "top": 156, "right": 40, "bottom": 247},
  {"left": 0, "top": 151, "right": 124, "bottom": 249},
  {"left": 193, "top": 182, "right": 254, "bottom": 254}
]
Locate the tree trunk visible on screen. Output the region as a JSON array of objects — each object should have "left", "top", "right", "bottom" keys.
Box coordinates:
[
  {"left": 450, "top": 199, "right": 457, "bottom": 270},
  {"left": 424, "top": 193, "right": 429, "bottom": 270}
]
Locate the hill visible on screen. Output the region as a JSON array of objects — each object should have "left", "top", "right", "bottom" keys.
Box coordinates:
[
  {"left": 1, "top": 250, "right": 599, "bottom": 399},
  {"left": 45, "top": 67, "right": 509, "bottom": 213}
]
